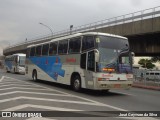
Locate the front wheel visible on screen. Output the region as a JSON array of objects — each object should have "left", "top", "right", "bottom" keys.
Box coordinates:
[
  {"left": 72, "top": 75, "right": 81, "bottom": 92},
  {"left": 32, "top": 70, "right": 38, "bottom": 81}
]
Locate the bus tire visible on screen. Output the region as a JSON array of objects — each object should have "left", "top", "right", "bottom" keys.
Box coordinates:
[
  {"left": 6, "top": 68, "right": 9, "bottom": 73},
  {"left": 72, "top": 75, "right": 81, "bottom": 92},
  {"left": 32, "top": 70, "right": 38, "bottom": 81}
]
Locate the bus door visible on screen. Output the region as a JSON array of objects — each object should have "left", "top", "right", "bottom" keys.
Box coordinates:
[
  {"left": 14, "top": 56, "right": 18, "bottom": 72},
  {"left": 81, "top": 50, "right": 95, "bottom": 89}
]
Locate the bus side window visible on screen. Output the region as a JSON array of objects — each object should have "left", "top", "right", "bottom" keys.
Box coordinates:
[
  {"left": 42, "top": 44, "right": 49, "bottom": 56},
  {"left": 80, "top": 53, "right": 86, "bottom": 69},
  {"left": 82, "top": 36, "right": 95, "bottom": 51},
  {"left": 15, "top": 56, "right": 18, "bottom": 63},
  {"left": 87, "top": 51, "right": 95, "bottom": 71},
  {"left": 30, "top": 47, "right": 36, "bottom": 56},
  {"left": 36, "top": 46, "right": 42, "bottom": 56},
  {"left": 26, "top": 48, "right": 30, "bottom": 58},
  {"left": 58, "top": 40, "right": 68, "bottom": 54},
  {"left": 69, "top": 37, "right": 81, "bottom": 53},
  {"left": 49, "top": 42, "right": 58, "bottom": 56}
]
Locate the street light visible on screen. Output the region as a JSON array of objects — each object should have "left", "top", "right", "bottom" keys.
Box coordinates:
[
  {"left": 39, "top": 22, "right": 53, "bottom": 36},
  {"left": 70, "top": 25, "right": 73, "bottom": 35}
]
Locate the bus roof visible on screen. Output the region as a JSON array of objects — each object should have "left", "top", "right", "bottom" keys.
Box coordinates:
[
  {"left": 27, "top": 32, "right": 127, "bottom": 48},
  {"left": 12, "top": 53, "right": 26, "bottom": 56}
]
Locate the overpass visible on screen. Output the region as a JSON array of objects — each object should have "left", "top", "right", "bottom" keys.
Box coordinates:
[{"left": 3, "top": 6, "right": 160, "bottom": 56}]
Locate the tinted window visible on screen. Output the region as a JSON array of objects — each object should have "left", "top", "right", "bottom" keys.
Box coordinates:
[
  {"left": 155, "top": 73, "right": 160, "bottom": 75},
  {"left": 150, "top": 73, "right": 154, "bottom": 75},
  {"left": 26, "top": 48, "right": 30, "bottom": 58},
  {"left": 146, "top": 73, "right": 149, "bottom": 75},
  {"left": 82, "top": 36, "right": 95, "bottom": 51},
  {"left": 49, "top": 42, "right": 58, "bottom": 56},
  {"left": 69, "top": 37, "right": 81, "bottom": 53},
  {"left": 80, "top": 53, "right": 86, "bottom": 69},
  {"left": 42, "top": 44, "right": 49, "bottom": 56},
  {"left": 87, "top": 51, "right": 95, "bottom": 71},
  {"left": 36, "top": 46, "right": 42, "bottom": 56},
  {"left": 14, "top": 56, "right": 18, "bottom": 63},
  {"left": 58, "top": 40, "right": 68, "bottom": 54},
  {"left": 30, "top": 47, "right": 35, "bottom": 56}
]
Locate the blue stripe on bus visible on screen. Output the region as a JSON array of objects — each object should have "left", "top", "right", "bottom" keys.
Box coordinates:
[{"left": 29, "top": 56, "right": 65, "bottom": 80}]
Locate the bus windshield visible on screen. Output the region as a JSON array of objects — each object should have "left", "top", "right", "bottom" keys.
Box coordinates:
[
  {"left": 19, "top": 56, "right": 26, "bottom": 67},
  {"left": 96, "top": 35, "right": 132, "bottom": 73}
]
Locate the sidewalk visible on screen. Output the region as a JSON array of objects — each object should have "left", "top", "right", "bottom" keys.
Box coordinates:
[{"left": 133, "top": 81, "right": 160, "bottom": 91}]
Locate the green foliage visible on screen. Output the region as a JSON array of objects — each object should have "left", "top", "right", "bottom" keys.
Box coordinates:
[{"left": 138, "top": 58, "right": 155, "bottom": 69}]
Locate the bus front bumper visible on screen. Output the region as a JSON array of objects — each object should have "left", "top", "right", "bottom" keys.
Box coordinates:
[{"left": 95, "top": 80, "right": 133, "bottom": 90}]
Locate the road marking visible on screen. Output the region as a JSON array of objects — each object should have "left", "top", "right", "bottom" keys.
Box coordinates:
[
  {"left": 0, "top": 81, "right": 30, "bottom": 85},
  {"left": 0, "top": 76, "right": 5, "bottom": 82},
  {"left": 0, "top": 91, "right": 71, "bottom": 97},
  {"left": 0, "top": 96, "right": 103, "bottom": 106},
  {"left": 0, "top": 84, "right": 43, "bottom": 88},
  {"left": 3, "top": 76, "right": 104, "bottom": 103},
  {"left": 0, "top": 87, "right": 51, "bottom": 91},
  {"left": 3, "top": 105, "right": 159, "bottom": 120},
  {"left": 3, "top": 76, "right": 70, "bottom": 95},
  {"left": 0, "top": 77, "right": 159, "bottom": 120},
  {"left": 2, "top": 76, "right": 128, "bottom": 111},
  {"left": 3, "top": 104, "right": 82, "bottom": 111}
]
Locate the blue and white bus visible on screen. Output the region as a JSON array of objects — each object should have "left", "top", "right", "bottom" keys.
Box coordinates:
[
  {"left": 26, "top": 32, "right": 134, "bottom": 91},
  {"left": 5, "top": 53, "right": 26, "bottom": 74}
]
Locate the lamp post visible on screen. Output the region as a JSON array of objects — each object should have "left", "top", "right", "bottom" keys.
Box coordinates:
[
  {"left": 70, "top": 25, "right": 73, "bottom": 35},
  {"left": 39, "top": 22, "right": 53, "bottom": 36}
]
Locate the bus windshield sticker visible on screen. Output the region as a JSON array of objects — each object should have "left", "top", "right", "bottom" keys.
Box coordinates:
[{"left": 96, "top": 38, "right": 100, "bottom": 43}]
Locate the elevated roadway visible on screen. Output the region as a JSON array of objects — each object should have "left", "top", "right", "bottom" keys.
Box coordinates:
[{"left": 3, "top": 6, "right": 160, "bottom": 56}]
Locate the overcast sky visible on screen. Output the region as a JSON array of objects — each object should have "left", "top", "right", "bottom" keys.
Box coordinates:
[{"left": 0, "top": 0, "right": 160, "bottom": 54}]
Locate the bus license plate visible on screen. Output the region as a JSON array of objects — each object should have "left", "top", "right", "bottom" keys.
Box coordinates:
[{"left": 114, "top": 84, "right": 121, "bottom": 88}]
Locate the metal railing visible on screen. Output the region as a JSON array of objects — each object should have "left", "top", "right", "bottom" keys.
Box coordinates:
[{"left": 4, "top": 6, "right": 160, "bottom": 50}]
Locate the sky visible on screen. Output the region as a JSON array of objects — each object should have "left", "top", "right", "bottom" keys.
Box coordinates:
[{"left": 0, "top": 0, "right": 160, "bottom": 56}]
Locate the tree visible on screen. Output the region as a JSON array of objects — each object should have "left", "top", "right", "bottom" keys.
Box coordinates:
[
  {"left": 138, "top": 58, "right": 155, "bottom": 69},
  {"left": 151, "top": 56, "right": 160, "bottom": 63}
]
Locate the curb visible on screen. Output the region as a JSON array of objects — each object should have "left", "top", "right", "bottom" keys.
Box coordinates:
[{"left": 132, "top": 84, "right": 160, "bottom": 91}]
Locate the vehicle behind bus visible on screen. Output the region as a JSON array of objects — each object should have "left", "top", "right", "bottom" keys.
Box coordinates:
[
  {"left": 25, "top": 32, "right": 134, "bottom": 91},
  {"left": 5, "top": 54, "right": 26, "bottom": 74},
  {"left": 145, "top": 70, "right": 160, "bottom": 81}
]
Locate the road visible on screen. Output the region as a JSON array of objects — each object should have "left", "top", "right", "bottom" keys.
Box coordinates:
[{"left": 0, "top": 69, "right": 160, "bottom": 120}]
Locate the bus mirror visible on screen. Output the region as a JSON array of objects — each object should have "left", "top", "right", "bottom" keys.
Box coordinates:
[{"left": 94, "top": 50, "right": 99, "bottom": 62}]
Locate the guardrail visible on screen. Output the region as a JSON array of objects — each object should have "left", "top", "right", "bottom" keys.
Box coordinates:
[{"left": 4, "top": 6, "right": 160, "bottom": 50}]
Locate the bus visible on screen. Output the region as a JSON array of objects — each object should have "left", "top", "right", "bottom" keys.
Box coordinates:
[
  {"left": 145, "top": 70, "right": 160, "bottom": 81},
  {"left": 5, "top": 53, "right": 26, "bottom": 74},
  {"left": 25, "top": 32, "right": 134, "bottom": 91}
]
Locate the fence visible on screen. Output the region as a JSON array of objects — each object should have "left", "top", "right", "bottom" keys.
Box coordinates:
[{"left": 133, "top": 69, "right": 160, "bottom": 87}]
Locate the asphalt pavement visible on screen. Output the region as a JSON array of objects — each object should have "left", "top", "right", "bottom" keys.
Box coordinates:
[{"left": 0, "top": 69, "right": 160, "bottom": 120}]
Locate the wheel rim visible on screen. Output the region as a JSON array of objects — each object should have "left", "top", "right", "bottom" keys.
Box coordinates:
[
  {"left": 74, "top": 79, "right": 80, "bottom": 90},
  {"left": 33, "top": 72, "right": 37, "bottom": 80}
]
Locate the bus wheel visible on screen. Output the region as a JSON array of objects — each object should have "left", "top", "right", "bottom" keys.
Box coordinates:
[
  {"left": 72, "top": 75, "right": 81, "bottom": 91},
  {"left": 6, "top": 68, "right": 9, "bottom": 73},
  {"left": 32, "top": 70, "right": 37, "bottom": 81}
]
